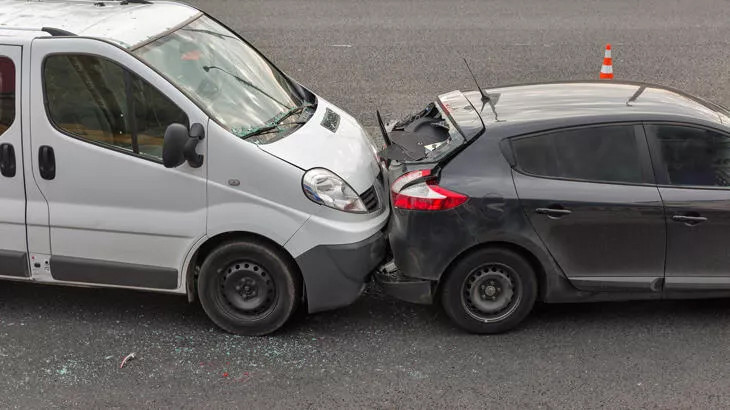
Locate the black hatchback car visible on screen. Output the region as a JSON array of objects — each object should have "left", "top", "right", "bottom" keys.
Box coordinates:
[{"left": 376, "top": 81, "right": 730, "bottom": 334}]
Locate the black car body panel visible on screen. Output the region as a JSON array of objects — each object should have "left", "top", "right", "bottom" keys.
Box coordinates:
[
  {"left": 381, "top": 80, "right": 730, "bottom": 305},
  {"left": 386, "top": 125, "right": 578, "bottom": 303}
]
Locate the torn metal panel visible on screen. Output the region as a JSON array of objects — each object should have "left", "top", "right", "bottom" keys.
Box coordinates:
[{"left": 377, "top": 91, "right": 485, "bottom": 163}]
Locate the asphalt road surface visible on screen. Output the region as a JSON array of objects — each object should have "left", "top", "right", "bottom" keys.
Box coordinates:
[{"left": 2, "top": 0, "right": 729, "bottom": 408}]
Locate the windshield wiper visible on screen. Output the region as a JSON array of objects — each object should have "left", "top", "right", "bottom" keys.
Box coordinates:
[
  {"left": 235, "top": 121, "right": 307, "bottom": 140},
  {"left": 232, "top": 103, "right": 314, "bottom": 140},
  {"left": 276, "top": 103, "right": 315, "bottom": 123},
  {"left": 203, "top": 65, "right": 292, "bottom": 110}
]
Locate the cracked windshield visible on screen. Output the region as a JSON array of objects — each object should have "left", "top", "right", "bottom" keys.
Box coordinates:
[{"left": 133, "top": 15, "right": 310, "bottom": 143}]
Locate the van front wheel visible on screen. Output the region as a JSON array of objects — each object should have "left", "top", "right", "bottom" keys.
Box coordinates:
[{"left": 197, "top": 240, "right": 301, "bottom": 336}]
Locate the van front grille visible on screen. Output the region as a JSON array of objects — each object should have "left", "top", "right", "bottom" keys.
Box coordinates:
[{"left": 360, "top": 185, "right": 380, "bottom": 212}]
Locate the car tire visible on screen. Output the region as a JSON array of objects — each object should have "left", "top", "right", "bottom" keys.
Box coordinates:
[
  {"left": 441, "top": 248, "right": 537, "bottom": 334},
  {"left": 197, "top": 240, "right": 301, "bottom": 336}
]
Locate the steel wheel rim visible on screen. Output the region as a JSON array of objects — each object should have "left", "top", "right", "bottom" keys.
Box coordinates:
[
  {"left": 461, "top": 263, "right": 521, "bottom": 323},
  {"left": 217, "top": 260, "right": 277, "bottom": 320}
]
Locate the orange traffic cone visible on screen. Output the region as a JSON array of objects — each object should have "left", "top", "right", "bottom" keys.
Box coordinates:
[{"left": 600, "top": 44, "right": 613, "bottom": 79}]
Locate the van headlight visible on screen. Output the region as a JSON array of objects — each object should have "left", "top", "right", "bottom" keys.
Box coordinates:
[{"left": 302, "top": 168, "right": 367, "bottom": 213}]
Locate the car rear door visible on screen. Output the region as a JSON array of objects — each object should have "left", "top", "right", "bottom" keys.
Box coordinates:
[
  {"left": 0, "top": 45, "right": 28, "bottom": 278},
  {"left": 645, "top": 123, "right": 730, "bottom": 293},
  {"left": 510, "top": 124, "right": 666, "bottom": 293}
]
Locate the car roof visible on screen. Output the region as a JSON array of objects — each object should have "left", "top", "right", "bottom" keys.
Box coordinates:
[
  {"left": 465, "top": 81, "right": 728, "bottom": 130},
  {"left": 0, "top": 0, "right": 200, "bottom": 48}
]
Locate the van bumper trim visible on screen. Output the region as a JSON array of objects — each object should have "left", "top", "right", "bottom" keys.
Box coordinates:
[
  {"left": 51, "top": 255, "right": 178, "bottom": 289},
  {"left": 0, "top": 250, "right": 29, "bottom": 277}
]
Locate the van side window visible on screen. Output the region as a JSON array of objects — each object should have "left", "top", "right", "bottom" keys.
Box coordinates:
[
  {"left": 0, "top": 56, "right": 16, "bottom": 136},
  {"left": 44, "top": 55, "right": 133, "bottom": 150},
  {"left": 648, "top": 125, "right": 730, "bottom": 187},
  {"left": 511, "top": 125, "right": 646, "bottom": 184},
  {"left": 43, "top": 54, "right": 188, "bottom": 161},
  {"left": 130, "top": 72, "right": 189, "bottom": 159}
]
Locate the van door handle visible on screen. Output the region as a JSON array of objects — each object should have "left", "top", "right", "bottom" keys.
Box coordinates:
[
  {"left": 0, "top": 143, "right": 15, "bottom": 177},
  {"left": 672, "top": 214, "right": 707, "bottom": 225},
  {"left": 535, "top": 206, "right": 572, "bottom": 218},
  {"left": 38, "top": 145, "right": 55, "bottom": 180}
]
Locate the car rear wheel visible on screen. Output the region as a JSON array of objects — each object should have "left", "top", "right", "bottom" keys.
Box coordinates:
[
  {"left": 198, "top": 240, "right": 301, "bottom": 336},
  {"left": 441, "top": 248, "right": 537, "bottom": 334}
]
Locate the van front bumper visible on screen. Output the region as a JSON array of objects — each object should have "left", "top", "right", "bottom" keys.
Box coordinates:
[{"left": 295, "top": 231, "right": 387, "bottom": 313}]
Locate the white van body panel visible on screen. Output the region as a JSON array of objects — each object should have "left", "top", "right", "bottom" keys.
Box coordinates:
[
  {"left": 0, "top": 1, "right": 199, "bottom": 49},
  {"left": 205, "top": 120, "right": 314, "bottom": 246},
  {"left": 18, "top": 36, "right": 52, "bottom": 259},
  {"left": 284, "top": 202, "right": 389, "bottom": 257},
  {"left": 28, "top": 37, "right": 209, "bottom": 291},
  {"left": 0, "top": 44, "right": 28, "bottom": 278},
  {"left": 258, "top": 96, "right": 381, "bottom": 194}
]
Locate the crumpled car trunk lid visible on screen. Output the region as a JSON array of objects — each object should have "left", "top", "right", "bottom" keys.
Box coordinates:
[{"left": 378, "top": 90, "right": 485, "bottom": 164}]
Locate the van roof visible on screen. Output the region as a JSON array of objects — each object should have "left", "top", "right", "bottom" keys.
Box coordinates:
[{"left": 0, "top": 0, "right": 200, "bottom": 48}]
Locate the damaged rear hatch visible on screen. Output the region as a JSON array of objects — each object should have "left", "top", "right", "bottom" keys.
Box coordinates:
[
  {"left": 375, "top": 90, "right": 486, "bottom": 304},
  {"left": 378, "top": 90, "right": 485, "bottom": 166}
]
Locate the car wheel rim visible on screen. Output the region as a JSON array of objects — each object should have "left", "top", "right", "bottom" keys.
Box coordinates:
[
  {"left": 218, "top": 260, "right": 277, "bottom": 319},
  {"left": 461, "top": 263, "right": 521, "bottom": 323}
]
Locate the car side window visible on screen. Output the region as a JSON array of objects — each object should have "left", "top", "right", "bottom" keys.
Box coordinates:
[
  {"left": 511, "top": 125, "right": 646, "bottom": 184},
  {"left": 648, "top": 124, "right": 730, "bottom": 187},
  {"left": 44, "top": 54, "right": 188, "bottom": 161},
  {"left": 0, "top": 56, "right": 16, "bottom": 136}
]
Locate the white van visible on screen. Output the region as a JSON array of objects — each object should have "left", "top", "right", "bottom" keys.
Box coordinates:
[{"left": 0, "top": 1, "right": 389, "bottom": 335}]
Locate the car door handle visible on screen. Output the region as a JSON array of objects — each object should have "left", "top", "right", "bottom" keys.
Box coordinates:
[
  {"left": 0, "top": 143, "right": 15, "bottom": 178},
  {"left": 672, "top": 214, "right": 708, "bottom": 225},
  {"left": 535, "top": 207, "right": 572, "bottom": 218},
  {"left": 38, "top": 145, "right": 55, "bottom": 180}
]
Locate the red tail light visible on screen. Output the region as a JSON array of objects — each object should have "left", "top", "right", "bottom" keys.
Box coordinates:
[{"left": 391, "top": 169, "right": 468, "bottom": 211}]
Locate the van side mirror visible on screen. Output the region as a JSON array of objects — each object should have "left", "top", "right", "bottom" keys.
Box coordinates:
[{"left": 163, "top": 123, "right": 205, "bottom": 168}]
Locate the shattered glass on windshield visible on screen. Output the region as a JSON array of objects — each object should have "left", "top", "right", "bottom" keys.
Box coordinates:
[{"left": 133, "top": 15, "right": 311, "bottom": 143}]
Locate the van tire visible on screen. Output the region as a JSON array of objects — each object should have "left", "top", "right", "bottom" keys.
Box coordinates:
[
  {"left": 197, "top": 240, "right": 301, "bottom": 336},
  {"left": 440, "top": 248, "right": 537, "bottom": 334}
]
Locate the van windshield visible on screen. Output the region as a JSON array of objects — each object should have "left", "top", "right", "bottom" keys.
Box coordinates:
[{"left": 133, "top": 15, "right": 306, "bottom": 137}]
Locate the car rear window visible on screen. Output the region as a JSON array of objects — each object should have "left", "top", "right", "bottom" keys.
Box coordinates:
[{"left": 511, "top": 125, "right": 646, "bottom": 184}]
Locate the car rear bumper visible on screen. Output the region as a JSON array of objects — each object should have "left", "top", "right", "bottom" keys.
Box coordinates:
[
  {"left": 387, "top": 205, "right": 474, "bottom": 281},
  {"left": 374, "top": 260, "right": 434, "bottom": 304},
  {"left": 295, "top": 230, "right": 387, "bottom": 313}
]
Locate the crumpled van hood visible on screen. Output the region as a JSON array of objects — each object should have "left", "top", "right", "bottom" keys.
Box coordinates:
[{"left": 257, "top": 97, "right": 382, "bottom": 194}]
